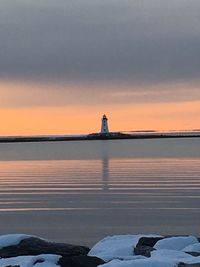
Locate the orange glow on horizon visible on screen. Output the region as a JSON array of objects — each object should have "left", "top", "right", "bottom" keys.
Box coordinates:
[
  {"left": 0, "top": 100, "right": 200, "bottom": 136},
  {"left": 0, "top": 80, "right": 200, "bottom": 136}
]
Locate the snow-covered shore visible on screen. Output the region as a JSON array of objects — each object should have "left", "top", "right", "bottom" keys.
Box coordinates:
[
  {"left": 0, "top": 234, "right": 200, "bottom": 267},
  {"left": 89, "top": 234, "right": 200, "bottom": 267}
]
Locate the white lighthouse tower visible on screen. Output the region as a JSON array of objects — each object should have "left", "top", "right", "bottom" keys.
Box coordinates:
[{"left": 101, "top": 114, "right": 109, "bottom": 134}]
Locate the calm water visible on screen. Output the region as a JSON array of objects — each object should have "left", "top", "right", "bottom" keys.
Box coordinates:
[{"left": 0, "top": 138, "right": 199, "bottom": 246}]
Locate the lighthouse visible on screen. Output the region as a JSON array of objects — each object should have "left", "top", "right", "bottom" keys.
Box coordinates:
[{"left": 101, "top": 114, "right": 109, "bottom": 134}]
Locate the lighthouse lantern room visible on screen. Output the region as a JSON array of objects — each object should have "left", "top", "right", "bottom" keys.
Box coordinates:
[{"left": 101, "top": 115, "right": 109, "bottom": 134}]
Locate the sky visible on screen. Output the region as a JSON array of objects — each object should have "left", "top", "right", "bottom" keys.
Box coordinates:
[{"left": 0, "top": 0, "right": 200, "bottom": 135}]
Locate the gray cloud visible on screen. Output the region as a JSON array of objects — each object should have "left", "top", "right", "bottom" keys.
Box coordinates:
[
  {"left": 1, "top": 81, "right": 200, "bottom": 108},
  {"left": 0, "top": 0, "right": 200, "bottom": 85}
]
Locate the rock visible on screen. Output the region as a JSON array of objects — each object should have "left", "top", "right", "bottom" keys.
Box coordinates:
[
  {"left": 0, "top": 237, "right": 90, "bottom": 258},
  {"left": 134, "top": 236, "right": 163, "bottom": 257},
  {"left": 178, "top": 263, "right": 200, "bottom": 267},
  {"left": 58, "top": 255, "right": 105, "bottom": 267},
  {"left": 134, "top": 245, "right": 155, "bottom": 257},
  {"left": 136, "top": 237, "right": 163, "bottom": 248}
]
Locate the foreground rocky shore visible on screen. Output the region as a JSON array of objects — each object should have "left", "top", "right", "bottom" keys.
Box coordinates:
[{"left": 0, "top": 234, "right": 200, "bottom": 267}]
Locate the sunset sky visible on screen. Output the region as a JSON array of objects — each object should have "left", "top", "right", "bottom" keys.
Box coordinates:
[{"left": 1, "top": 0, "right": 200, "bottom": 135}]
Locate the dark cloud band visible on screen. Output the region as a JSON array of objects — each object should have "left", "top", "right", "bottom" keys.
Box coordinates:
[{"left": 0, "top": 0, "right": 200, "bottom": 84}]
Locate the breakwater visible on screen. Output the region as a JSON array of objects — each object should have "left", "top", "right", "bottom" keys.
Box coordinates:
[{"left": 0, "top": 131, "right": 200, "bottom": 143}]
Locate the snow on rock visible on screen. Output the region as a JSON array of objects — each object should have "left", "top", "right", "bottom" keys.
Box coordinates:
[
  {"left": 183, "top": 243, "right": 200, "bottom": 253},
  {"left": 97, "top": 248, "right": 200, "bottom": 267},
  {"left": 0, "top": 234, "right": 199, "bottom": 267},
  {"left": 88, "top": 235, "right": 200, "bottom": 267},
  {"left": 150, "top": 250, "right": 200, "bottom": 266},
  {"left": 98, "top": 258, "right": 175, "bottom": 267},
  {"left": 154, "top": 236, "right": 198, "bottom": 251},
  {"left": 0, "top": 234, "right": 32, "bottom": 249},
  {"left": 182, "top": 256, "right": 200, "bottom": 265},
  {"left": 151, "top": 249, "right": 193, "bottom": 261},
  {"left": 0, "top": 234, "right": 89, "bottom": 259},
  {"left": 88, "top": 234, "right": 162, "bottom": 262},
  {"left": 0, "top": 254, "right": 60, "bottom": 267}
]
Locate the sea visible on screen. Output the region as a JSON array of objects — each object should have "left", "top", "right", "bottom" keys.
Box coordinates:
[{"left": 0, "top": 138, "right": 199, "bottom": 246}]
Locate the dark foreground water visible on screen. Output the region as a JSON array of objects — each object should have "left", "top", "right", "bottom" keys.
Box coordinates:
[{"left": 0, "top": 138, "right": 199, "bottom": 246}]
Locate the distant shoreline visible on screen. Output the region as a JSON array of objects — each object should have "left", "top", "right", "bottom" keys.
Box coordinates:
[{"left": 0, "top": 132, "right": 200, "bottom": 143}]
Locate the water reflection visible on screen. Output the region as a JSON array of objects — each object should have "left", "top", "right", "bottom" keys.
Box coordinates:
[
  {"left": 0, "top": 138, "right": 200, "bottom": 161},
  {"left": 101, "top": 141, "right": 110, "bottom": 191},
  {"left": 0, "top": 141, "right": 200, "bottom": 244}
]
